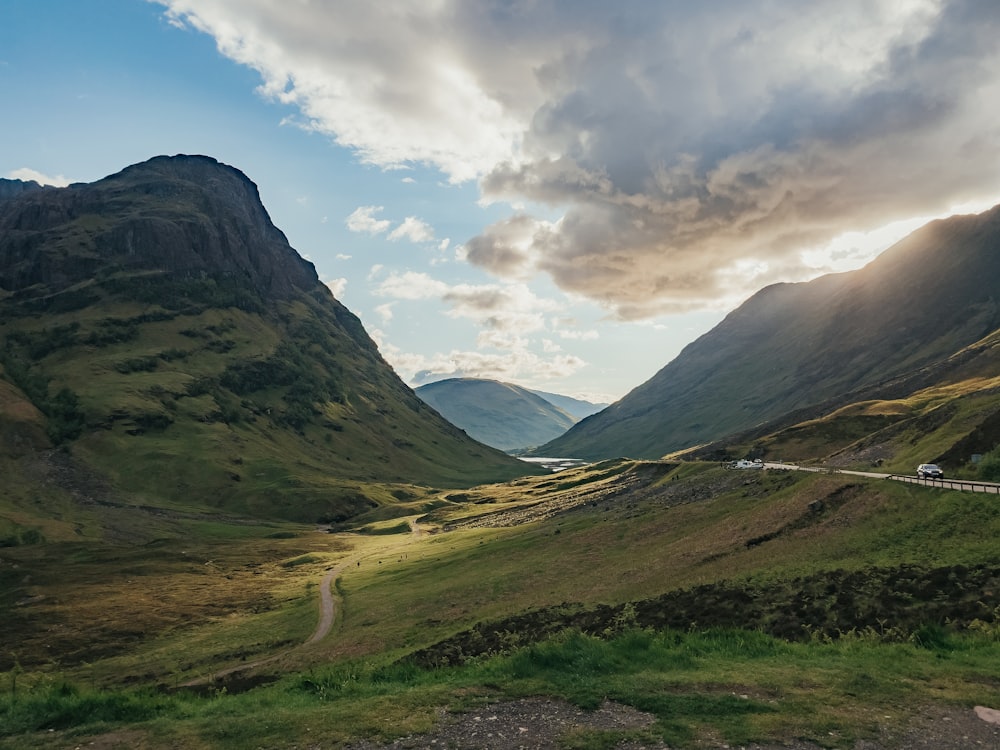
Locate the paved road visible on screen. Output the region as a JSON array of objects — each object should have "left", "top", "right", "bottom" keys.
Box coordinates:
[{"left": 764, "top": 462, "right": 1000, "bottom": 494}]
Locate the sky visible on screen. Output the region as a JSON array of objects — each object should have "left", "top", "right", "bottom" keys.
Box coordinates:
[{"left": 2, "top": 1, "right": 999, "bottom": 404}]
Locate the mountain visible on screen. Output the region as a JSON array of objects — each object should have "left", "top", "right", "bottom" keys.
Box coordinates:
[
  {"left": 0, "top": 155, "right": 535, "bottom": 524},
  {"left": 676, "top": 321, "right": 1000, "bottom": 473},
  {"left": 415, "top": 378, "right": 578, "bottom": 451},
  {"left": 527, "top": 389, "right": 608, "bottom": 421},
  {"left": 538, "top": 203, "right": 1000, "bottom": 460}
]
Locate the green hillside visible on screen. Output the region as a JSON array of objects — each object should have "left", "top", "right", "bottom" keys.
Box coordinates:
[
  {"left": 680, "top": 325, "right": 1000, "bottom": 479},
  {"left": 0, "top": 156, "right": 537, "bottom": 526}
]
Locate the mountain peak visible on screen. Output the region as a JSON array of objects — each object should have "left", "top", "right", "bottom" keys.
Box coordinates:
[{"left": 0, "top": 154, "right": 318, "bottom": 304}]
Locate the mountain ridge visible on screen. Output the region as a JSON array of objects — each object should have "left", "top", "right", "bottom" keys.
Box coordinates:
[{"left": 538, "top": 203, "right": 1000, "bottom": 460}]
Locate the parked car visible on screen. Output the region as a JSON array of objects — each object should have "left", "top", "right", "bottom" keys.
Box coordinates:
[{"left": 917, "top": 463, "right": 944, "bottom": 479}]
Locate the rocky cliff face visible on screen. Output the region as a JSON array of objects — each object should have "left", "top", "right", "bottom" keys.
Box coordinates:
[
  {"left": 0, "top": 155, "right": 317, "bottom": 303},
  {"left": 0, "top": 178, "right": 45, "bottom": 202}
]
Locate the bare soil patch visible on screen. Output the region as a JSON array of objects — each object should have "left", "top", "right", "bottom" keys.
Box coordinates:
[{"left": 341, "top": 698, "right": 1000, "bottom": 750}]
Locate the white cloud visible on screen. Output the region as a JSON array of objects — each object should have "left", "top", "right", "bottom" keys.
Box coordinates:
[
  {"left": 375, "top": 270, "right": 449, "bottom": 300},
  {"left": 555, "top": 328, "right": 599, "bottom": 342},
  {"left": 371, "top": 270, "right": 585, "bottom": 384},
  {"left": 346, "top": 205, "right": 391, "bottom": 235},
  {"left": 375, "top": 303, "right": 394, "bottom": 323},
  {"left": 383, "top": 342, "right": 585, "bottom": 387},
  {"left": 158, "top": 0, "right": 1000, "bottom": 319},
  {"left": 158, "top": 0, "right": 528, "bottom": 182},
  {"left": 335, "top": 253, "right": 352, "bottom": 260},
  {"left": 6, "top": 167, "right": 70, "bottom": 187},
  {"left": 325, "top": 277, "right": 347, "bottom": 297},
  {"left": 388, "top": 216, "right": 435, "bottom": 243}
]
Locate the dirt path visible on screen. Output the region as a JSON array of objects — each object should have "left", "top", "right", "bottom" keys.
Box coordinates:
[
  {"left": 305, "top": 562, "right": 347, "bottom": 645},
  {"left": 180, "top": 560, "right": 349, "bottom": 687},
  {"left": 183, "top": 516, "right": 426, "bottom": 687}
]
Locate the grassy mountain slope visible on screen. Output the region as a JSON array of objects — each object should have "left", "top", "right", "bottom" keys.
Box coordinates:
[
  {"left": 679, "top": 324, "right": 1000, "bottom": 477},
  {"left": 0, "top": 156, "right": 536, "bottom": 525},
  {"left": 539, "top": 204, "right": 1000, "bottom": 460},
  {"left": 415, "top": 377, "right": 577, "bottom": 451}
]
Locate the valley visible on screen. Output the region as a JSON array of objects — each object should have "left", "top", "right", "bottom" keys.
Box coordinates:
[
  {"left": 2, "top": 158, "right": 1000, "bottom": 748},
  {"left": 3, "top": 459, "right": 1000, "bottom": 748}
]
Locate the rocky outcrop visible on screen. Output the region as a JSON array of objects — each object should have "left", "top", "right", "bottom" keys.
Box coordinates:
[
  {"left": 0, "top": 155, "right": 318, "bottom": 301},
  {"left": 0, "top": 178, "right": 45, "bottom": 202}
]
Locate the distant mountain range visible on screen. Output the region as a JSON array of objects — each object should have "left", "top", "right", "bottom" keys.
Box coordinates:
[
  {"left": 415, "top": 378, "right": 607, "bottom": 452},
  {"left": 0, "top": 155, "right": 535, "bottom": 524},
  {"left": 538, "top": 203, "right": 1000, "bottom": 462}
]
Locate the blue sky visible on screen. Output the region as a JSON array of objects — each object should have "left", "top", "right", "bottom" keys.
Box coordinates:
[{"left": 3, "top": 1, "right": 999, "bottom": 403}]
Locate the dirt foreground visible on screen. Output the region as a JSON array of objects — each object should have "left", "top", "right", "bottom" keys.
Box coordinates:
[{"left": 343, "top": 698, "right": 1000, "bottom": 750}]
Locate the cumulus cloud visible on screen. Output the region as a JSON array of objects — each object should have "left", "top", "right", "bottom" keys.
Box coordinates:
[
  {"left": 346, "top": 205, "right": 391, "bottom": 235},
  {"left": 388, "top": 216, "right": 435, "bottom": 243},
  {"left": 158, "top": 0, "right": 1000, "bottom": 318},
  {"left": 375, "top": 272, "right": 558, "bottom": 335},
  {"left": 6, "top": 167, "right": 70, "bottom": 187},
  {"left": 371, "top": 270, "right": 583, "bottom": 382}
]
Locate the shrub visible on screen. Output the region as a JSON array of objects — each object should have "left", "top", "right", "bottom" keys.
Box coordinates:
[{"left": 978, "top": 447, "right": 1000, "bottom": 482}]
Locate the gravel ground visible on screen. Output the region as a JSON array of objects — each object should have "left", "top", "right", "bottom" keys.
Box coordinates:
[{"left": 344, "top": 698, "right": 1000, "bottom": 750}]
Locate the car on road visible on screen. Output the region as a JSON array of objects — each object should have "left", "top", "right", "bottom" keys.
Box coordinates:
[{"left": 917, "top": 463, "right": 944, "bottom": 479}]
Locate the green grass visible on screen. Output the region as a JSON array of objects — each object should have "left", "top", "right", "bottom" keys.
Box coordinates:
[
  {"left": 4, "top": 626, "right": 999, "bottom": 749},
  {"left": 3, "top": 461, "right": 1000, "bottom": 747}
]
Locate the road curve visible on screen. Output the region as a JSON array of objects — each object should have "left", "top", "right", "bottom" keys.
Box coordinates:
[{"left": 764, "top": 463, "right": 1000, "bottom": 494}]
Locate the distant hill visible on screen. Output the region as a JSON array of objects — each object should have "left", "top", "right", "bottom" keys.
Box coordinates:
[
  {"left": 527, "top": 389, "right": 608, "bottom": 421},
  {"left": 538, "top": 203, "right": 1000, "bottom": 460},
  {"left": 415, "top": 378, "right": 585, "bottom": 451},
  {"left": 0, "top": 155, "right": 535, "bottom": 524}
]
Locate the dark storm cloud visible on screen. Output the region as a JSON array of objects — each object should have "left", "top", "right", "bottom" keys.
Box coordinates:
[{"left": 161, "top": 0, "right": 1000, "bottom": 318}]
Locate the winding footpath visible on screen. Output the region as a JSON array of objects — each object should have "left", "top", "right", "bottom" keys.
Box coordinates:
[
  {"left": 305, "top": 561, "right": 348, "bottom": 645},
  {"left": 180, "top": 561, "right": 347, "bottom": 687},
  {"left": 183, "top": 517, "right": 424, "bottom": 687}
]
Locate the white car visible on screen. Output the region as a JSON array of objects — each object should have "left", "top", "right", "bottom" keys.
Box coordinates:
[{"left": 917, "top": 463, "right": 944, "bottom": 479}]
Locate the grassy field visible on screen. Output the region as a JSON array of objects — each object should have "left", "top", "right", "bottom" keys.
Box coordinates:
[{"left": 3, "top": 461, "right": 1000, "bottom": 748}]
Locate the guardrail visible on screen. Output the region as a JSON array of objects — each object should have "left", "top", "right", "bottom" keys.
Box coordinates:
[{"left": 886, "top": 475, "right": 1000, "bottom": 494}]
